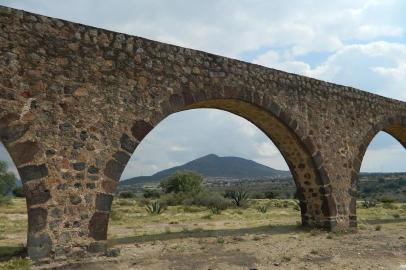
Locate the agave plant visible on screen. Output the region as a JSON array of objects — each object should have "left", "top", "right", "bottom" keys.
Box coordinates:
[
  {"left": 257, "top": 205, "right": 268, "bottom": 213},
  {"left": 225, "top": 182, "right": 249, "bottom": 208},
  {"left": 145, "top": 201, "right": 165, "bottom": 215}
]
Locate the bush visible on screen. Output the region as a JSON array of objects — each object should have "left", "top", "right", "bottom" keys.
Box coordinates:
[
  {"left": 0, "top": 195, "right": 12, "bottom": 205},
  {"left": 193, "top": 192, "right": 231, "bottom": 214},
  {"left": 382, "top": 202, "right": 398, "bottom": 209},
  {"left": 143, "top": 189, "right": 161, "bottom": 199},
  {"left": 0, "top": 161, "right": 17, "bottom": 199},
  {"left": 362, "top": 199, "right": 377, "bottom": 208},
  {"left": 12, "top": 187, "right": 24, "bottom": 197},
  {"left": 119, "top": 191, "right": 135, "bottom": 199},
  {"left": 251, "top": 192, "right": 265, "bottom": 199},
  {"left": 378, "top": 196, "right": 397, "bottom": 204},
  {"left": 145, "top": 201, "right": 166, "bottom": 215},
  {"left": 257, "top": 206, "right": 268, "bottom": 213},
  {"left": 159, "top": 192, "right": 191, "bottom": 206},
  {"left": 264, "top": 191, "right": 278, "bottom": 199},
  {"left": 160, "top": 170, "right": 204, "bottom": 194},
  {"left": 224, "top": 182, "right": 249, "bottom": 207}
]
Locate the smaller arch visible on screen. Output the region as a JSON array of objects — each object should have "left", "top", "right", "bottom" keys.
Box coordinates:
[{"left": 349, "top": 115, "right": 406, "bottom": 227}]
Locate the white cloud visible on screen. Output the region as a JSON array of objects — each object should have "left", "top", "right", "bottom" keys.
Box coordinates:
[{"left": 254, "top": 41, "right": 406, "bottom": 101}]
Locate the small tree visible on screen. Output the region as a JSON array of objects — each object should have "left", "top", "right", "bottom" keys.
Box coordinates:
[
  {"left": 160, "top": 170, "right": 204, "bottom": 194},
  {"left": 0, "top": 160, "right": 17, "bottom": 204},
  {"left": 0, "top": 161, "right": 17, "bottom": 195}
]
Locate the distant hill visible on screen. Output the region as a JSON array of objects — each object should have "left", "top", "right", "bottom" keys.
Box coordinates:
[{"left": 120, "top": 154, "right": 290, "bottom": 186}]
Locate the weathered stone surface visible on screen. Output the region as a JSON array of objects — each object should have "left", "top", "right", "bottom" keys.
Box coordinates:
[
  {"left": 104, "top": 159, "right": 125, "bottom": 181},
  {"left": 112, "top": 151, "right": 130, "bottom": 164},
  {"left": 8, "top": 141, "right": 41, "bottom": 166},
  {"left": 120, "top": 133, "right": 137, "bottom": 153},
  {"left": 0, "top": 124, "right": 29, "bottom": 144},
  {"left": 70, "top": 195, "right": 82, "bottom": 205},
  {"left": 131, "top": 120, "right": 153, "bottom": 141},
  {"left": 72, "top": 162, "right": 86, "bottom": 171},
  {"left": 25, "top": 182, "right": 51, "bottom": 205},
  {"left": 95, "top": 193, "right": 113, "bottom": 212},
  {"left": 89, "top": 212, "right": 109, "bottom": 240},
  {"left": 19, "top": 164, "right": 48, "bottom": 183},
  {"left": 28, "top": 207, "right": 47, "bottom": 233},
  {"left": 27, "top": 232, "right": 53, "bottom": 261},
  {"left": 0, "top": 7, "right": 405, "bottom": 261}
]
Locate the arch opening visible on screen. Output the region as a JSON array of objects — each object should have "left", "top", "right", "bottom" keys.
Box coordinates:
[
  {"left": 99, "top": 98, "right": 338, "bottom": 246},
  {"left": 352, "top": 121, "right": 406, "bottom": 226},
  {"left": 0, "top": 142, "right": 27, "bottom": 260}
]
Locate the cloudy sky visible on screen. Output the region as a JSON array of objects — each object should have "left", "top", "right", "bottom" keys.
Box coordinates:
[{"left": 1, "top": 0, "right": 405, "bottom": 179}]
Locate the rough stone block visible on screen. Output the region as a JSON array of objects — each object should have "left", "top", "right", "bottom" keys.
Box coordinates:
[{"left": 20, "top": 164, "right": 49, "bottom": 183}]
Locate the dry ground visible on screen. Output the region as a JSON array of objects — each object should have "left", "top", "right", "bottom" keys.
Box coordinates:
[{"left": 0, "top": 198, "right": 405, "bottom": 269}]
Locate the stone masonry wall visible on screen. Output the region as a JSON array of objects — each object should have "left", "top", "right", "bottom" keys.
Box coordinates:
[{"left": 0, "top": 6, "right": 405, "bottom": 261}]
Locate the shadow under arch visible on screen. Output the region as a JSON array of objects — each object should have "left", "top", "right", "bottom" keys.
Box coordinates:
[
  {"left": 101, "top": 97, "right": 338, "bottom": 241},
  {"left": 349, "top": 115, "right": 406, "bottom": 226}
]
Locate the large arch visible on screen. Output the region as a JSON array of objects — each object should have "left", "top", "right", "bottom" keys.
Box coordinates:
[
  {"left": 349, "top": 115, "right": 406, "bottom": 226},
  {"left": 93, "top": 98, "right": 337, "bottom": 244}
]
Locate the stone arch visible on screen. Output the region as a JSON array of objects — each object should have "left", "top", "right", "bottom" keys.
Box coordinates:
[
  {"left": 93, "top": 97, "right": 338, "bottom": 243},
  {"left": 349, "top": 115, "right": 406, "bottom": 226}
]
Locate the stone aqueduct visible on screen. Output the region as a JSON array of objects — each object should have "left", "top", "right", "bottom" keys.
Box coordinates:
[{"left": 0, "top": 6, "right": 405, "bottom": 261}]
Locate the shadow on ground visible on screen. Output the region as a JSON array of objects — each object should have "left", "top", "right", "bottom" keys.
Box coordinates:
[{"left": 111, "top": 217, "right": 406, "bottom": 245}]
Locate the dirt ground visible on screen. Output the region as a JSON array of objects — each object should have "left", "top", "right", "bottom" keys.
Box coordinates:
[
  {"left": 46, "top": 222, "right": 406, "bottom": 270},
  {"left": 1, "top": 199, "right": 406, "bottom": 269}
]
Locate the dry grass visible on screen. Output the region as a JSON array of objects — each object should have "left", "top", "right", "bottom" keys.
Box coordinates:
[{"left": 0, "top": 198, "right": 405, "bottom": 269}]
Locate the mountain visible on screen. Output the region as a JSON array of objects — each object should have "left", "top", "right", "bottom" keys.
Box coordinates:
[{"left": 119, "top": 154, "right": 290, "bottom": 186}]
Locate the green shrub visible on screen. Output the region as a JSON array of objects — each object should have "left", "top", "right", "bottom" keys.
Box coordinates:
[
  {"left": 378, "top": 196, "right": 397, "bottom": 203},
  {"left": 0, "top": 195, "right": 12, "bottom": 205},
  {"left": 159, "top": 192, "right": 190, "bottom": 206},
  {"left": 224, "top": 182, "right": 249, "bottom": 207},
  {"left": 12, "top": 187, "right": 24, "bottom": 198},
  {"left": 264, "top": 191, "right": 278, "bottom": 199},
  {"left": 0, "top": 161, "right": 17, "bottom": 197},
  {"left": 375, "top": 225, "right": 382, "bottom": 231},
  {"left": 143, "top": 189, "right": 161, "bottom": 199},
  {"left": 192, "top": 192, "right": 231, "bottom": 213},
  {"left": 119, "top": 191, "right": 135, "bottom": 199},
  {"left": 145, "top": 201, "right": 166, "bottom": 215},
  {"left": 251, "top": 192, "right": 265, "bottom": 199},
  {"left": 382, "top": 202, "right": 398, "bottom": 209},
  {"left": 160, "top": 171, "right": 204, "bottom": 194},
  {"left": 257, "top": 206, "right": 268, "bottom": 213},
  {"left": 362, "top": 199, "right": 377, "bottom": 208}
]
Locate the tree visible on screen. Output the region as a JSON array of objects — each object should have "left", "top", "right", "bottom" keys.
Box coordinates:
[
  {"left": 160, "top": 170, "right": 204, "bottom": 194},
  {"left": 0, "top": 160, "right": 17, "bottom": 196}
]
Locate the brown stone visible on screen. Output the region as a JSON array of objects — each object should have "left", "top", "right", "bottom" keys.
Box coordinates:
[
  {"left": 89, "top": 212, "right": 109, "bottom": 240},
  {"left": 101, "top": 180, "right": 118, "bottom": 193},
  {"left": 131, "top": 120, "right": 153, "bottom": 141},
  {"left": 8, "top": 141, "right": 41, "bottom": 166},
  {"left": 103, "top": 159, "right": 125, "bottom": 181}
]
